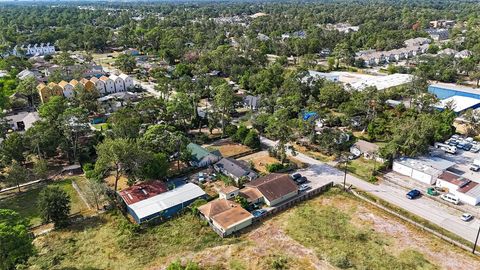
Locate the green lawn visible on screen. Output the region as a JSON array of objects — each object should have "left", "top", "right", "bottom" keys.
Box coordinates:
[
  {"left": 285, "top": 190, "right": 436, "bottom": 269},
  {"left": 346, "top": 157, "right": 381, "bottom": 182},
  {"left": 0, "top": 178, "right": 88, "bottom": 226},
  {"left": 92, "top": 123, "right": 109, "bottom": 131}
]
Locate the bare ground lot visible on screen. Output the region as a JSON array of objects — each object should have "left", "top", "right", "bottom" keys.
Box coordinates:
[
  {"left": 206, "top": 139, "right": 252, "bottom": 158},
  {"left": 238, "top": 150, "right": 280, "bottom": 173}
]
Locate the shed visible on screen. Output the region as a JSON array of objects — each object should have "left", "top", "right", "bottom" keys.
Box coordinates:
[{"left": 119, "top": 182, "right": 206, "bottom": 224}]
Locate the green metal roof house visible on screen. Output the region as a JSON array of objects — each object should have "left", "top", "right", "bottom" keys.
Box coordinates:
[{"left": 187, "top": 143, "right": 222, "bottom": 167}]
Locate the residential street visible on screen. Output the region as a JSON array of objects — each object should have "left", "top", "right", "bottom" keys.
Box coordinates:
[{"left": 261, "top": 137, "right": 480, "bottom": 245}]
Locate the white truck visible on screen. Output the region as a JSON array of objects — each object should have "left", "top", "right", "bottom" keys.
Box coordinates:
[{"left": 434, "top": 142, "right": 457, "bottom": 154}]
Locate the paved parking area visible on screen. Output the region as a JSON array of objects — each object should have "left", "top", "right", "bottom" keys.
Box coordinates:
[{"left": 430, "top": 147, "right": 480, "bottom": 180}]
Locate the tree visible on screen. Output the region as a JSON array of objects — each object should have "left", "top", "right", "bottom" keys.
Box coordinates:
[
  {"left": 84, "top": 177, "right": 106, "bottom": 210},
  {"left": 0, "top": 132, "right": 26, "bottom": 165},
  {"left": 232, "top": 125, "right": 249, "bottom": 143},
  {"left": 234, "top": 195, "right": 249, "bottom": 209},
  {"left": 60, "top": 107, "right": 91, "bottom": 162},
  {"left": 115, "top": 54, "right": 136, "bottom": 73},
  {"left": 94, "top": 138, "right": 145, "bottom": 191},
  {"left": 243, "top": 129, "right": 261, "bottom": 149},
  {"left": 5, "top": 162, "right": 29, "bottom": 193},
  {"left": 214, "top": 84, "right": 235, "bottom": 136},
  {"left": 15, "top": 76, "right": 38, "bottom": 107},
  {"left": 140, "top": 152, "right": 169, "bottom": 180},
  {"left": 33, "top": 157, "right": 48, "bottom": 180},
  {"left": 38, "top": 96, "right": 67, "bottom": 121},
  {"left": 38, "top": 186, "right": 71, "bottom": 228},
  {"left": 0, "top": 209, "right": 34, "bottom": 270}
]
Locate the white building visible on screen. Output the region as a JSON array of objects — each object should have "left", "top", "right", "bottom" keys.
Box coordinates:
[
  {"left": 456, "top": 181, "right": 480, "bottom": 206},
  {"left": 16, "top": 43, "right": 56, "bottom": 56},
  {"left": 58, "top": 80, "right": 75, "bottom": 99},
  {"left": 6, "top": 111, "right": 40, "bottom": 131},
  {"left": 436, "top": 171, "right": 480, "bottom": 205},
  {"left": 119, "top": 73, "right": 134, "bottom": 90},
  {"left": 110, "top": 74, "right": 125, "bottom": 92},
  {"left": 392, "top": 156, "right": 455, "bottom": 185},
  {"left": 100, "top": 76, "right": 115, "bottom": 93}
]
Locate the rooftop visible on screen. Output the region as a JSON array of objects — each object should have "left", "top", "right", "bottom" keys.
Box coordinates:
[
  {"left": 434, "top": 95, "right": 480, "bottom": 113},
  {"left": 187, "top": 143, "right": 219, "bottom": 163},
  {"left": 457, "top": 181, "right": 480, "bottom": 198},
  {"left": 118, "top": 181, "right": 168, "bottom": 205},
  {"left": 198, "top": 198, "right": 238, "bottom": 218},
  {"left": 395, "top": 156, "right": 455, "bottom": 175},
  {"left": 198, "top": 199, "right": 253, "bottom": 230},
  {"left": 437, "top": 171, "right": 470, "bottom": 187},
  {"left": 239, "top": 187, "right": 264, "bottom": 202},
  {"left": 429, "top": 83, "right": 480, "bottom": 96},
  {"left": 349, "top": 74, "right": 413, "bottom": 91},
  {"left": 127, "top": 183, "right": 205, "bottom": 220},
  {"left": 245, "top": 173, "right": 298, "bottom": 202},
  {"left": 215, "top": 158, "right": 256, "bottom": 179},
  {"left": 220, "top": 186, "right": 239, "bottom": 194},
  {"left": 353, "top": 140, "right": 379, "bottom": 153}
]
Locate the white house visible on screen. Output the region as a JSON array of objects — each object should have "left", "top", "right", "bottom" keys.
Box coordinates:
[
  {"left": 110, "top": 74, "right": 125, "bottom": 92},
  {"left": 119, "top": 73, "right": 134, "bottom": 90},
  {"left": 100, "top": 76, "right": 115, "bottom": 93},
  {"left": 90, "top": 77, "right": 106, "bottom": 94}
]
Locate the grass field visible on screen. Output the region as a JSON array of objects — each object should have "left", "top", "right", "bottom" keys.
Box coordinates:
[
  {"left": 27, "top": 211, "right": 239, "bottom": 269},
  {"left": 346, "top": 157, "right": 380, "bottom": 182},
  {"left": 0, "top": 178, "right": 88, "bottom": 226}
]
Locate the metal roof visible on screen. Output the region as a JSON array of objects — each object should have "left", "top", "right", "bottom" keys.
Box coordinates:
[
  {"left": 350, "top": 74, "right": 413, "bottom": 91},
  {"left": 395, "top": 156, "right": 455, "bottom": 175},
  {"left": 128, "top": 183, "right": 205, "bottom": 220},
  {"left": 434, "top": 95, "right": 480, "bottom": 112}
]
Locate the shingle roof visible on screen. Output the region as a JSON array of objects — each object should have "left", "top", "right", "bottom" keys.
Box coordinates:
[
  {"left": 353, "top": 140, "right": 379, "bottom": 154},
  {"left": 245, "top": 173, "right": 298, "bottom": 202},
  {"left": 198, "top": 198, "right": 237, "bottom": 218},
  {"left": 215, "top": 158, "right": 256, "bottom": 179},
  {"left": 198, "top": 199, "right": 253, "bottom": 230},
  {"left": 239, "top": 187, "right": 264, "bottom": 202}
]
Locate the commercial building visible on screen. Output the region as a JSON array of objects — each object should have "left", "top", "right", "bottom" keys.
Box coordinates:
[
  {"left": 456, "top": 181, "right": 480, "bottom": 206},
  {"left": 349, "top": 74, "right": 413, "bottom": 91},
  {"left": 436, "top": 171, "right": 480, "bottom": 205},
  {"left": 118, "top": 182, "right": 206, "bottom": 224},
  {"left": 428, "top": 83, "right": 480, "bottom": 100},
  {"left": 392, "top": 156, "right": 455, "bottom": 185},
  {"left": 433, "top": 95, "right": 480, "bottom": 114}
]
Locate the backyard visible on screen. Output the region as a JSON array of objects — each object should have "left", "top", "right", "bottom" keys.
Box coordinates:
[
  {"left": 206, "top": 139, "right": 252, "bottom": 158},
  {"left": 238, "top": 150, "right": 281, "bottom": 173},
  {"left": 0, "top": 178, "right": 89, "bottom": 226}
]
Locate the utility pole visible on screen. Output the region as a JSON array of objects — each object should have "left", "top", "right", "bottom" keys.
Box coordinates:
[
  {"left": 343, "top": 158, "right": 348, "bottom": 191},
  {"left": 473, "top": 224, "right": 480, "bottom": 254}
]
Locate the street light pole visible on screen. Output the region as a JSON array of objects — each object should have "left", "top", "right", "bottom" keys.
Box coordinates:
[{"left": 473, "top": 224, "right": 480, "bottom": 254}]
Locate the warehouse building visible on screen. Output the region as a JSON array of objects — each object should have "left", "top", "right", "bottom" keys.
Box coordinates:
[
  {"left": 428, "top": 83, "right": 480, "bottom": 100},
  {"left": 119, "top": 182, "right": 206, "bottom": 224},
  {"left": 433, "top": 95, "right": 480, "bottom": 114},
  {"left": 392, "top": 156, "right": 455, "bottom": 185},
  {"left": 456, "top": 181, "right": 480, "bottom": 206},
  {"left": 436, "top": 171, "right": 480, "bottom": 205}
]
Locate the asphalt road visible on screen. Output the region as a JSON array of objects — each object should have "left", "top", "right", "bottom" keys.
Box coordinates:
[{"left": 261, "top": 137, "right": 480, "bottom": 245}]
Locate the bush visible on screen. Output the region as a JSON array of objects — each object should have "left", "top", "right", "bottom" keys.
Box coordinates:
[
  {"left": 224, "top": 124, "right": 238, "bottom": 137},
  {"left": 266, "top": 163, "right": 285, "bottom": 173},
  {"left": 232, "top": 125, "right": 248, "bottom": 143}
]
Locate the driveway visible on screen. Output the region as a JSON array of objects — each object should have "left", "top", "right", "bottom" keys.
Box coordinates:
[{"left": 261, "top": 137, "right": 480, "bottom": 245}]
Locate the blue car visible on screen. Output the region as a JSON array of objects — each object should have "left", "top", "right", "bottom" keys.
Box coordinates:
[
  {"left": 252, "top": 209, "right": 267, "bottom": 218},
  {"left": 406, "top": 189, "right": 421, "bottom": 200}
]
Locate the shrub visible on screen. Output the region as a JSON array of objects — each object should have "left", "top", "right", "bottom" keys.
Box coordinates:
[
  {"left": 232, "top": 125, "right": 248, "bottom": 143},
  {"left": 224, "top": 124, "right": 238, "bottom": 137},
  {"left": 243, "top": 130, "right": 261, "bottom": 149},
  {"left": 266, "top": 163, "right": 285, "bottom": 173}
]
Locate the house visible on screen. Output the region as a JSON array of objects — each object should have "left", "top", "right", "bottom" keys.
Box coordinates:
[
  {"left": 119, "top": 73, "right": 134, "bottom": 90},
  {"left": 425, "top": 28, "right": 449, "bottom": 41},
  {"left": 438, "top": 48, "right": 458, "bottom": 56},
  {"left": 90, "top": 77, "right": 106, "bottom": 94},
  {"left": 198, "top": 199, "right": 253, "bottom": 237},
  {"left": 243, "top": 95, "right": 261, "bottom": 110},
  {"left": 110, "top": 74, "right": 125, "bottom": 92},
  {"left": 187, "top": 143, "right": 222, "bottom": 167},
  {"left": 214, "top": 158, "right": 258, "bottom": 184},
  {"left": 118, "top": 182, "right": 206, "bottom": 224},
  {"left": 218, "top": 186, "right": 240, "bottom": 200},
  {"left": 244, "top": 173, "right": 298, "bottom": 206},
  {"left": 392, "top": 156, "right": 455, "bottom": 185},
  {"left": 58, "top": 80, "right": 74, "bottom": 99},
  {"left": 350, "top": 140, "right": 383, "bottom": 162},
  {"left": 100, "top": 76, "right": 115, "bottom": 93},
  {"left": 80, "top": 78, "right": 96, "bottom": 92},
  {"left": 37, "top": 82, "right": 63, "bottom": 103},
  {"left": 16, "top": 69, "right": 36, "bottom": 80},
  {"left": 5, "top": 111, "right": 40, "bottom": 131}
]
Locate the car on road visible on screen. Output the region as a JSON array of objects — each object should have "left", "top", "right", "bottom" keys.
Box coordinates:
[
  {"left": 426, "top": 187, "right": 439, "bottom": 196},
  {"left": 298, "top": 184, "right": 310, "bottom": 192},
  {"left": 461, "top": 213, "right": 474, "bottom": 222},
  {"left": 406, "top": 189, "right": 421, "bottom": 199},
  {"left": 252, "top": 209, "right": 267, "bottom": 218}
]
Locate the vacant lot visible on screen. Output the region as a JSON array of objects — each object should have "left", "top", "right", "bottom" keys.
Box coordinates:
[
  {"left": 207, "top": 139, "right": 252, "bottom": 157},
  {"left": 25, "top": 188, "right": 479, "bottom": 269},
  {"left": 239, "top": 150, "right": 280, "bottom": 173},
  {"left": 346, "top": 157, "right": 380, "bottom": 182},
  {"left": 0, "top": 178, "right": 88, "bottom": 226}
]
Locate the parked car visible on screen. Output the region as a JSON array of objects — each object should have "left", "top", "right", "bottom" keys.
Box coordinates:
[
  {"left": 470, "top": 164, "right": 480, "bottom": 172},
  {"left": 441, "top": 193, "right": 460, "bottom": 205},
  {"left": 470, "top": 144, "right": 480, "bottom": 153},
  {"left": 426, "top": 187, "right": 439, "bottom": 196},
  {"left": 457, "top": 142, "right": 467, "bottom": 149},
  {"left": 295, "top": 176, "right": 307, "bottom": 185},
  {"left": 291, "top": 173, "right": 302, "bottom": 180},
  {"left": 448, "top": 140, "right": 458, "bottom": 146},
  {"left": 461, "top": 213, "right": 474, "bottom": 222},
  {"left": 463, "top": 143, "right": 473, "bottom": 151},
  {"left": 406, "top": 189, "right": 421, "bottom": 199},
  {"left": 252, "top": 209, "right": 267, "bottom": 218},
  {"left": 298, "top": 184, "right": 310, "bottom": 192}
]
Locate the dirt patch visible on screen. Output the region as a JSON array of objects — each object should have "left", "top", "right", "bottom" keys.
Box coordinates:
[
  {"left": 104, "top": 174, "right": 129, "bottom": 190},
  {"left": 353, "top": 205, "right": 480, "bottom": 270},
  {"left": 239, "top": 151, "right": 280, "bottom": 173},
  {"left": 208, "top": 139, "right": 252, "bottom": 157}
]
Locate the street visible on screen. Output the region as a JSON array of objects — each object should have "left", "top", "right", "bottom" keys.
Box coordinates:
[{"left": 261, "top": 137, "right": 480, "bottom": 245}]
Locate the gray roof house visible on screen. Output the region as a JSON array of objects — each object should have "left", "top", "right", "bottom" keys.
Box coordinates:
[
  {"left": 243, "top": 95, "right": 261, "bottom": 110},
  {"left": 214, "top": 158, "right": 258, "bottom": 184}
]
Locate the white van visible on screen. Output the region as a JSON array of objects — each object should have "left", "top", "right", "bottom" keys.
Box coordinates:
[{"left": 441, "top": 193, "right": 460, "bottom": 205}]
